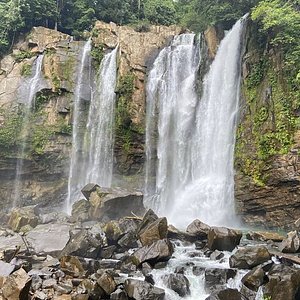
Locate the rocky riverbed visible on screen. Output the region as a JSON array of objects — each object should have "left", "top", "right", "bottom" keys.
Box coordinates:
[{"left": 0, "top": 184, "right": 299, "bottom": 300}]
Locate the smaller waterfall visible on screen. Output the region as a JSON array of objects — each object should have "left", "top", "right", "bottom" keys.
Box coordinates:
[
  {"left": 65, "top": 45, "right": 118, "bottom": 212},
  {"left": 13, "top": 54, "right": 44, "bottom": 207}
]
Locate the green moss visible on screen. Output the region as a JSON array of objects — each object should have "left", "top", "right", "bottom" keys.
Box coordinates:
[
  {"left": 20, "top": 63, "right": 32, "bottom": 77},
  {"left": 61, "top": 57, "right": 76, "bottom": 85},
  {"left": 51, "top": 74, "right": 61, "bottom": 91},
  {"left": 56, "top": 122, "right": 72, "bottom": 135},
  {"left": 34, "top": 91, "right": 51, "bottom": 111},
  {"left": 13, "top": 50, "right": 34, "bottom": 62},
  {"left": 31, "top": 125, "right": 54, "bottom": 155},
  {"left": 91, "top": 43, "right": 104, "bottom": 68}
]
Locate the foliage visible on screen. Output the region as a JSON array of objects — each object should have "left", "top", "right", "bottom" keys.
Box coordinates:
[
  {"left": 13, "top": 50, "right": 34, "bottom": 62},
  {"left": 91, "top": 43, "right": 104, "bottom": 68},
  {"left": 20, "top": 63, "right": 32, "bottom": 77},
  {"left": 31, "top": 124, "right": 54, "bottom": 155}
]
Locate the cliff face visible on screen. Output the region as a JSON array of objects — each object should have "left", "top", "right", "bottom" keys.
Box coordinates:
[
  {"left": 0, "top": 23, "right": 182, "bottom": 210},
  {"left": 235, "top": 21, "right": 300, "bottom": 229}
]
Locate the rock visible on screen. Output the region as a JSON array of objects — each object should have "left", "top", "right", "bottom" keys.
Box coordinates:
[
  {"left": 71, "top": 199, "right": 91, "bottom": 222},
  {"left": 118, "top": 232, "right": 138, "bottom": 249},
  {"left": 278, "top": 231, "right": 300, "bottom": 253},
  {"left": 205, "top": 268, "right": 237, "bottom": 293},
  {"left": 0, "top": 261, "right": 15, "bottom": 277},
  {"left": 60, "top": 228, "right": 106, "bottom": 259},
  {"left": 8, "top": 206, "right": 39, "bottom": 232},
  {"left": 205, "top": 288, "right": 242, "bottom": 300},
  {"left": 100, "top": 245, "right": 117, "bottom": 259},
  {"left": 294, "top": 218, "right": 300, "bottom": 231},
  {"left": 138, "top": 217, "right": 168, "bottom": 246},
  {"left": 132, "top": 239, "right": 174, "bottom": 266},
  {"left": 88, "top": 187, "right": 145, "bottom": 221},
  {"left": 246, "top": 231, "right": 285, "bottom": 242},
  {"left": 31, "top": 274, "right": 42, "bottom": 291},
  {"left": 111, "top": 288, "right": 128, "bottom": 300},
  {"left": 264, "top": 264, "right": 300, "bottom": 300},
  {"left": 207, "top": 227, "right": 242, "bottom": 251},
  {"left": 42, "top": 277, "right": 57, "bottom": 289},
  {"left": 76, "top": 278, "right": 105, "bottom": 298},
  {"left": 26, "top": 223, "right": 70, "bottom": 257},
  {"left": 60, "top": 256, "right": 85, "bottom": 277},
  {"left": 124, "top": 279, "right": 165, "bottom": 300},
  {"left": 229, "top": 246, "right": 271, "bottom": 269},
  {"left": 141, "top": 262, "right": 152, "bottom": 276},
  {"left": 103, "top": 221, "right": 123, "bottom": 243},
  {"left": 167, "top": 225, "right": 197, "bottom": 242},
  {"left": 210, "top": 250, "right": 224, "bottom": 260},
  {"left": 186, "top": 219, "right": 211, "bottom": 239},
  {"left": 241, "top": 266, "right": 266, "bottom": 292},
  {"left": 162, "top": 273, "right": 190, "bottom": 297},
  {"left": 97, "top": 272, "right": 116, "bottom": 295},
  {"left": 0, "top": 268, "right": 31, "bottom": 300},
  {"left": 81, "top": 183, "right": 100, "bottom": 200},
  {"left": 193, "top": 266, "right": 205, "bottom": 276}
]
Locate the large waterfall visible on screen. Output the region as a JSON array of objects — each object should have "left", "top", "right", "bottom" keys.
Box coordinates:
[
  {"left": 65, "top": 42, "right": 118, "bottom": 212},
  {"left": 145, "top": 18, "right": 246, "bottom": 228},
  {"left": 13, "top": 55, "right": 45, "bottom": 207}
]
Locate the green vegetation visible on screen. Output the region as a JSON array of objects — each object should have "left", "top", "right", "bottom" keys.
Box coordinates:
[
  {"left": 13, "top": 50, "right": 34, "bottom": 62},
  {"left": 20, "top": 63, "right": 32, "bottom": 77},
  {"left": 91, "top": 43, "right": 104, "bottom": 68}
]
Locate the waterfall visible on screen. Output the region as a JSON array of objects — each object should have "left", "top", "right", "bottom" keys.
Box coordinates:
[
  {"left": 65, "top": 43, "right": 118, "bottom": 212},
  {"left": 13, "top": 54, "right": 44, "bottom": 207},
  {"left": 145, "top": 17, "right": 246, "bottom": 228}
]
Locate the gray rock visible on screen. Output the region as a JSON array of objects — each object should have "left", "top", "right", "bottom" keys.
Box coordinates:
[
  {"left": 71, "top": 199, "right": 91, "bottom": 222},
  {"left": 241, "top": 266, "right": 265, "bottom": 292},
  {"left": 210, "top": 250, "right": 224, "bottom": 260},
  {"left": 81, "top": 183, "right": 100, "bottom": 200},
  {"left": 31, "top": 275, "right": 43, "bottom": 291},
  {"left": 0, "top": 260, "right": 15, "bottom": 276},
  {"left": 111, "top": 288, "right": 128, "bottom": 300},
  {"left": 162, "top": 273, "right": 190, "bottom": 297},
  {"left": 186, "top": 219, "right": 211, "bottom": 239},
  {"left": 279, "top": 231, "right": 300, "bottom": 253},
  {"left": 42, "top": 278, "right": 57, "bottom": 289},
  {"left": 205, "top": 268, "right": 237, "bottom": 293},
  {"left": 229, "top": 246, "right": 271, "bottom": 269},
  {"left": 205, "top": 288, "right": 242, "bottom": 300},
  {"left": 124, "top": 279, "right": 165, "bottom": 300},
  {"left": 208, "top": 227, "right": 242, "bottom": 251},
  {"left": 97, "top": 272, "right": 116, "bottom": 295}
]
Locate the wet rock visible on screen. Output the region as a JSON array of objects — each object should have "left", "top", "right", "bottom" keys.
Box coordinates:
[
  {"left": 210, "top": 250, "right": 224, "bottom": 260},
  {"left": 81, "top": 183, "right": 100, "bottom": 200},
  {"left": 142, "top": 262, "right": 152, "bottom": 276},
  {"left": 99, "top": 259, "right": 121, "bottom": 270},
  {"left": 60, "top": 228, "right": 106, "bottom": 259},
  {"left": 278, "top": 231, "right": 300, "bottom": 253},
  {"left": 26, "top": 223, "right": 70, "bottom": 257},
  {"left": 167, "top": 225, "right": 197, "bottom": 242},
  {"left": 87, "top": 186, "right": 145, "bottom": 221},
  {"left": 8, "top": 206, "right": 39, "bottom": 232},
  {"left": 205, "top": 268, "right": 237, "bottom": 293},
  {"left": 124, "top": 279, "right": 165, "bottom": 300},
  {"left": 207, "top": 227, "right": 242, "bottom": 251},
  {"left": 111, "top": 288, "right": 128, "bottom": 300},
  {"left": 205, "top": 288, "right": 242, "bottom": 300},
  {"left": 132, "top": 239, "right": 174, "bottom": 266},
  {"left": 162, "top": 273, "right": 190, "bottom": 297},
  {"left": 193, "top": 266, "right": 205, "bottom": 276},
  {"left": 246, "top": 231, "right": 285, "bottom": 242},
  {"left": 264, "top": 264, "right": 300, "bottom": 300},
  {"left": 0, "top": 268, "right": 31, "bottom": 300},
  {"left": 195, "top": 240, "right": 207, "bottom": 250},
  {"left": 138, "top": 217, "right": 168, "bottom": 246},
  {"left": 154, "top": 261, "right": 168, "bottom": 269},
  {"left": 186, "top": 219, "right": 211, "bottom": 239},
  {"left": 241, "top": 266, "right": 266, "bottom": 292},
  {"left": 71, "top": 199, "right": 91, "bottom": 222},
  {"left": 229, "top": 246, "right": 271, "bottom": 269},
  {"left": 97, "top": 272, "right": 116, "bottom": 295},
  {"left": 100, "top": 245, "right": 117, "bottom": 259}
]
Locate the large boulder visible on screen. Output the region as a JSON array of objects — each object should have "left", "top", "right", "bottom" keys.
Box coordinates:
[
  {"left": 241, "top": 266, "right": 266, "bottom": 292},
  {"left": 205, "top": 288, "right": 242, "bottom": 300},
  {"left": 8, "top": 206, "right": 39, "bottom": 232},
  {"left": 204, "top": 268, "right": 237, "bottom": 293},
  {"left": 167, "top": 225, "right": 197, "bottom": 243},
  {"left": 246, "top": 231, "right": 285, "bottom": 242},
  {"left": 83, "top": 185, "right": 145, "bottom": 221},
  {"left": 71, "top": 199, "right": 91, "bottom": 223},
  {"left": 264, "top": 264, "right": 300, "bottom": 300},
  {"left": 278, "top": 231, "right": 300, "bottom": 253},
  {"left": 97, "top": 272, "right": 116, "bottom": 295},
  {"left": 132, "top": 239, "right": 174, "bottom": 266},
  {"left": 162, "top": 274, "right": 190, "bottom": 297},
  {"left": 60, "top": 228, "right": 106, "bottom": 259},
  {"left": 186, "top": 219, "right": 211, "bottom": 239},
  {"left": 124, "top": 279, "right": 165, "bottom": 300},
  {"left": 229, "top": 246, "right": 271, "bottom": 269},
  {"left": 0, "top": 268, "right": 31, "bottom": 300},
  {"left": 207, "top": 227, "right": 242, "bottom": 251}
]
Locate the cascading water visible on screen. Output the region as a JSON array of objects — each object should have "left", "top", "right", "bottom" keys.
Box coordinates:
[
  {"left": 145, "top": 16, "right": 246, "bottom": 228},
  {"left": 13, "top": 54, "right": 44, "bottom": 207},
  {"left": 65, "top": 43, "right": 118, "bottom": 212}
]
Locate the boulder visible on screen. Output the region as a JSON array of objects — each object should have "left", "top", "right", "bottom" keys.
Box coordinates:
[
  {"left": 118, "top": 232, "right": 138, "bottom": 249},
  {"left": 264, "top": 264, "right": 300, "bottom": 300},
  {"left": 111, "top": 288, "right": 128, "bottom": 300},
  {"left": 205, "top": 288, "right": 242, "bottom": 300},
  {"left": 0, "top": 268, "right": 31, "bottom": 300},
  {"left": 205, "top": 268, "right": 237, "bottom": 293},
  {"left": 279, "top": 231, "right": 300, "bottom": 253},
  {"left": 229, "top": 246, "right": 271, "bottom": 269},
  {"left": 76, "top": 278, "right": 105, "bottom": 298},
  {"left": 241, "top": 266, "right": 266, "bottom": 292},
  {"left": 246, "top": 231, "right": 285, "bottom": 242},
  {"left": 60, "top": 256, "right": 85, "bottom": 277},
  {"left": 97, "top": 272, "right": 116, "bottom": 295},
  {"left": 207, "top": 227, "right": 242, "bottom": 251},
  {"left": 81, "top": 183, "right": 101, "bottom": 200},
  {"left": 137, "top": 209, "right": 159, "bottom": 234},
  {"left": 124, "top": 279, "right": 165, "bottom": 300},
  {"left": 210, "top": 250, "right": 224, "bottom": 260},
  {"left": 8, "top": 206, "right": 39, "bottom": 232},
  {"left": 87, "top": 187, "right": 145, "bottom": 221},
  {"left": 162, "top": 273, "right": 190, "bottom": 297},
  {"left": 60, "top": 228, "right": 106, "bottom": 259},
  {"left": 71, "top": 199, "right": 91, "bottom": 222},
  {"left": 0, "top": 261, "right": 15, "bottom": 277},
  {"left": 186, "top": 219, "right": 211, "bottom": 239},
  {"left": 132, "top": 239, "right": 174, "bottom": 266},
  {"left": 167, "top": 225, "right": 197, "bottom": 242},
  {"left": 138, "top": 217, "right": 168, "bottom": 246}
]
